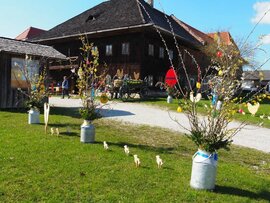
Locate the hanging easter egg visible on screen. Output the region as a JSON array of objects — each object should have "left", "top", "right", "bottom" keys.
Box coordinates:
[
  {"left": 40, "top": 84, "right": 45, "bottom": 94},
  {"left": 91, "top": 88, "right": 95, "bottom": 98},
  {"left": 218, "top": 70, "right": 223, "bottom": 76},
  {"left": 217, "top": 51, "right": 223, "bottom": 58},
  {"left": 100, "top": 93, "right": 109, "bottom": 104},
  {"left": 165, "top": 67, "right": 177, "bottom": 88},
  {"left": 86, "top": 58, "right": 90, "bottom": 65},
  {"left": 196, "top": 82, "right": 201, "bottom": 89},
  {"left": 212, "top": 94, "right": 218, "bottom": 105},
  {"left": 177, "top": 106, "right": 182, "bottom": 113}
]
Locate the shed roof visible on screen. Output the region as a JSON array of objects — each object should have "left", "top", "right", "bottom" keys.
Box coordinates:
[
  {"left": 243, "top": 70, "right": 270, "bottom": 81},
  {"left": 0, "top": 37, "right": 66, "bottom": 59},
  {"left": 171, "top": 15, "right": 213, "bottom": 45},
  {"left": 32, "top": 0, "right": 200, "bottom": 46}
]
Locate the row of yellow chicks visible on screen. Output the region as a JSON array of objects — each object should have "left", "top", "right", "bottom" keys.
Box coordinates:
[{"left": 103, "top": 141, "right": 164, "bottom": 168}]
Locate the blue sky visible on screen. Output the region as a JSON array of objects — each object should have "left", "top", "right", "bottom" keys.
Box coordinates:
[{"left": 0, "top": 0, "right": 270, "bottom": 69}]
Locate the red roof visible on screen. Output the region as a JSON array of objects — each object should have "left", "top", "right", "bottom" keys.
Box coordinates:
[
  {"left": 171, "top": 15, "right": 213, "bottom": 45},
  {"left": 169, "top": 16, "right": 234, "bottom": 47},
  {"left": 15, "top": 27, "right": 46, "bottom": 41},
  {"left": 207, "top": 32, "right": 233, "bottom": 45}
]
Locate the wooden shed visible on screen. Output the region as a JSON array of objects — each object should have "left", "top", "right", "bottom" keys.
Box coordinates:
[{"left": 0, "top": 37, "right": 66, "bottom": 109}]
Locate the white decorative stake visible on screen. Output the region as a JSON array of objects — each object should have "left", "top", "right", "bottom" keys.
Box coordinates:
[
  {"left": 156, "top": 155, "right": 164, "bottom": 168},
  {"left": 124, "top": 145, "right": 130, "bottom": 155},
  {"left": 133, "top": 154, "right": 141, "bottom": 167},
  {"left": 103, "top": 141, "right": 109, "bottom": 150},
  {"left": 247, "top": 103, "right": 260, "bottom": 116},
  {"left": 190, "top": 92, "right": 202, "bottom": 103},
  {"left": 44, "top": 103, "right": 50, "bottom": 133}
]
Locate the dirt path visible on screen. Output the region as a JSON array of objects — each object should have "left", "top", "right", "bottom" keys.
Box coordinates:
[{"left": 49, "top": 97, "right": 270, "bottom": 153}]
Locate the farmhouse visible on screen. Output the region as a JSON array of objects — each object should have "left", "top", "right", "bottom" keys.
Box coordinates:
[
  {"left": 0, "top": 37, "right": 66, "bottom": 108},
  {"left": 242, "top": 70, "right": 270, "bottom": 92},
  {"left": 32, "top": 0, "right": 214, "bottom": 88}
]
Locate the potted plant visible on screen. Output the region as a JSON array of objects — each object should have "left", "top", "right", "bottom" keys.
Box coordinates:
[
  {"left": 155, "top": 82, "right": 176, "bottom": 103},
  {"left": 77, "top": 36, "right": 106, "bottom": 143},
  {"left": 26, "top": 89, "right": 45, "bottom": 124},
  {"left": 171, "top": 35, "right": 265, "bottom": 190},
  {"left": 166, "top": 86, "right": 174, "bottom": 103},
  {"left": 16, "top": 55, "right": 48, "bottom": 124},
  {"left": 79, "top": 102, "right": 101, "bottom": 143}
]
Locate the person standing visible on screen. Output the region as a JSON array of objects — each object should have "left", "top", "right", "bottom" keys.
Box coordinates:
[{"left": 61, "top": 76, "right": 70, "bottom": 99}]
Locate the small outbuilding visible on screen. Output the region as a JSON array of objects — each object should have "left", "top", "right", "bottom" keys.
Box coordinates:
[
  {"left": 242, "top": 70, "right": 270, "bottom": 92},
  {"left": 0, "top": 37, "right": 66, "bottom": 108}
]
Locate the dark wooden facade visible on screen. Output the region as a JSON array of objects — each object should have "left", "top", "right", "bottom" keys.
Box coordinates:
[
  {"left": 44, "top": 28, "right": 209, "bottom": 88},
  {"left": 0, "top": 52, "right": 25, "bottom": 108}
]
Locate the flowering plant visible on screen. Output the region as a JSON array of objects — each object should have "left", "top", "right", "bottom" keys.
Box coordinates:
[
  {"left": 16, "top": 55, "right": 48, "bottom": 110},
  {"left": 173, "top": 36, "right": 257, "bottom": 153},
  {"left": 155, "top": 81, "right": 177, "bottom": 97},
  {"left": 77, "top": 36, "right": 106, "bottom": 120}
]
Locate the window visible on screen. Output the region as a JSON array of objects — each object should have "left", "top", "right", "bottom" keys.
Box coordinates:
[
  {"left": 159, "top": 47, "right": 164, "bottom": 58},
  {"left": 148, "top": 44, "right": 154, "bottom": 56},
  {"left": 169, "top": 50, "right": 174, "bottom": 60},
  {"left": 144, "top": 75, "right": 154, "bottom": 86},
  {"left": 11, "top": 57, "right": 39, "bottom": 88},
  {"left": 106, "top": 44, "right": 113, "bottom": 56},
  {"left": 122, "top": 43, "right": 130, "bottom": 55}
]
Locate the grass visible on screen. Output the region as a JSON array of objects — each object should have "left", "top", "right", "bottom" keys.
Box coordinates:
[
  {"left": 0, "top": 107, "right": 270, "bottom": 202},
  {"left": 133, "top": 97, "right": 270, "bottom": 128}
]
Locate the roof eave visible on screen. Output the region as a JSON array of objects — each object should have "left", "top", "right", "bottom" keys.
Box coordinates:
[
  {"left": 32, "top": 23, "right": 153, "bottom": 43},
  {"left": 0, "top": 50, "right": 66, "bottom": 60},
  {"left": 153, "top": 25, "right": 201, "bottom": 48}
]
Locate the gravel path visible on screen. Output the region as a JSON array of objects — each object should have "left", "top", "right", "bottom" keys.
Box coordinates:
[{"left": 49, "top": 97, "right": 270, "bottom": 153}]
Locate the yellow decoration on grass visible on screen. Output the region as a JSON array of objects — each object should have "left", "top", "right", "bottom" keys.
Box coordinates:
[{"left": 177, "top": 106, "right": 182, "bottom": 113}]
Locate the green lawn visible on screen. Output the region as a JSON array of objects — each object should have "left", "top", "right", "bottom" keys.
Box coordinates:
[
  {"left": 135, "top": 97, "right": 270, "bottom": 128},
  {"left": 0, "top": 108, "right": 269, "bottom": 202}
]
